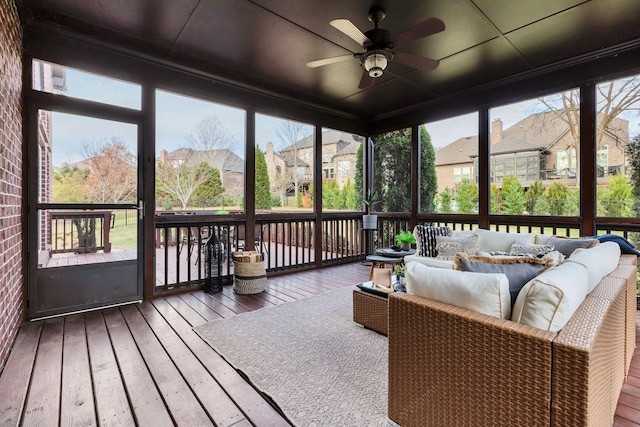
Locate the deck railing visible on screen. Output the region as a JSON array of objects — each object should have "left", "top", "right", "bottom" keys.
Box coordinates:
[
  {"left": 153, "top": 212, "right": 367, "bottom": 293},
  {"left": 50, "top": 211, "right": 113, "bottom": 254},
  {"left": 153, "top": 211, "right": 640, "bottom": 293}
]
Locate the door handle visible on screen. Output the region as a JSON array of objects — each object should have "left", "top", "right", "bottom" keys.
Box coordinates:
[{"left": 138, "top": 200, "right": 145, "bottom": 220}]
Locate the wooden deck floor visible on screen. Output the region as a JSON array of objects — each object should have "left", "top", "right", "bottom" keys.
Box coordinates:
[{"left": 1, "top": 262, "right": 640, "bottom": 426}]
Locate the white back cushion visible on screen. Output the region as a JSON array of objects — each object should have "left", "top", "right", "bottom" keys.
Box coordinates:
[
  {"left": 405, "top": 262, "right": 511, "bottom": 319},
  {"left": 512, "top": 262, "right": 589, "bottom": 332},
  {"left": 477, "top": 229, "right": 535, "bottom": 253},
  {"left": 566, "top": 241, "right": 621, "bottom": 292}
]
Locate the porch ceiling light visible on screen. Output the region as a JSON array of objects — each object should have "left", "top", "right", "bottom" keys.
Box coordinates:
[{"left": 363, "top": 52, "right": 388, "bottom": 78}]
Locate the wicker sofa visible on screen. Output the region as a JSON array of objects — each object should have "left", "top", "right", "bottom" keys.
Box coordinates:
[{"left": 388, "top": 253, "right": 637, "bottom": 427}]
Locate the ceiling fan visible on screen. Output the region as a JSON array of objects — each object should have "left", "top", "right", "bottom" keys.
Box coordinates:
[{"left": 306, "top": 7, "right": 445, "bottom": 89}]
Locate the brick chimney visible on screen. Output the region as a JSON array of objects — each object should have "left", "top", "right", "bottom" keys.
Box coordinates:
[
  {"left": 160, "top": 149, "right": 168, "bottom": 164},
  {"left": 491, "top": 119, "right": 503, "bottom": 144}
]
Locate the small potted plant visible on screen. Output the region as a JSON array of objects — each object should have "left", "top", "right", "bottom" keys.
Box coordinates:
[
  {"left": 362, "top": 189, "right": 379, "bottom": 230},
  {"left": 395, "top": 230, "right": 415, "bottom": 251}
]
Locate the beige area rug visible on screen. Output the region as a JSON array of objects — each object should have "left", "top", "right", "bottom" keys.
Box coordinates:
[{"left": 194, "top": 287, "right": 393, "bottom": 427}]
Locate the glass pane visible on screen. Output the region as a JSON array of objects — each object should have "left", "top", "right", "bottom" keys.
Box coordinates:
[
  {"left": 155, "top": 90, "right": 246, "bottom": 212},
  {"left": 320, "top": 128, "right": 363, "bottom": 211},
  {"left": 372, "top": 128, "right": 412, "bottom": 213},
  {"left": 426, "top": 112, "right": 478, "bottom": 214},
  {"left": 38, "top": 208, "right": 137, "bottom": 269},
  {"left": 40, "top": 111, "right": 138, "bottom": 204},
  {"left": 490, "top": 89, "right": 580, "bottom": 216},
  {"left": 596, "top": 74, "right": 640, "bottom": 218},
  {"left": 256, "top": 114, "right": 314, "bottom": 212},
  {"left": 32, "top": 59, "right": 141, "bottom": 110}
]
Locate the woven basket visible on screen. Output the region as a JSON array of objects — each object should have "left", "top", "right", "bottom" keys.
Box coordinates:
[{"left": 233, "top": 255, "right": 267, "bottom": 294}]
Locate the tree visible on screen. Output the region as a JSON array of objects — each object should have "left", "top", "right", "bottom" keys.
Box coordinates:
[
  {"left": 598, "top": 174, "right": 633, "bottom": 217},
  {"left": 192, "top": 162, "right": 224, "bottom": 208},
  {"left": 456, "top": 180, "right": 478, "bottom": 214},
  {"left": 419, "top": 125, "right": 438, "bottom": 213},
  {"left": 184, "top": 114, "right": 235, "bottom": 197},
  {"left": 490, "top": 184, "right": 502, "bottom": 214},
  {"left": 373, "top": 129, "right": 412, "bottom": 212},
  {"left": 501, "top": 175, "right": 526, "bottom": 215},
  {"left": 438, "top": 187, "right": 453, "bottom": 213},
  {"left": 565, "top": 188, "right": 580, "bottom": 216},
  {"left": 255, "top": 147, "right": 272, "bottom": 210},
  {"left": 277, "top": 121, "right": 312, "bottom": 201},
  {"left": 370, "top": 126, "right": 437, "bottom": 213},
  {"left": 322, "top": 180, "right": 341, "bottom": 209},
  {"left": 547, "top": 182, "right": 569, "bottom": 216},
  {"left": 156, "top": 159, "right": 208, "bottom": 209},
  {"left": 343, "top": 179, "right": 357, "bottom": 210},
  {"left": 627, "top": 135, "right": 640, "bottom": 216},
  {"left": 82, "top": 138, "right": 137, "bottom": 204},
  {"left": 525, "top": 180, "right": 546, "bottom": 214},
  {"left": 52, "top": 165, "right": 90, "bottom": 203},
  {"left": 355, "top": 143, "right": 364, "bottom": 209}
]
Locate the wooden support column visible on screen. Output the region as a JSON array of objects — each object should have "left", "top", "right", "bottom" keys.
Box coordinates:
[
  {"left": 580, "top": 82, "right": 596, "bottom": 236},
  {"left": 411, "top": 124, "right": 419, "bottom": 229},
  {"left": 245, "top": 110, "right": 256, "bottom": 246},
  {"left": 314, "top": 125, "right": 323, "bottom": 267},
  {"left": 478, "top": 108, "right": 490, "bottom": 229},
  {"left": 142, "top": 85, "right": 155, "bottom": 298}
]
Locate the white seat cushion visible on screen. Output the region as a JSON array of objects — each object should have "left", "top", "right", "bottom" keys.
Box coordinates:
[{"left": 405, "top": 262, "right": 511, "bottom": 319}]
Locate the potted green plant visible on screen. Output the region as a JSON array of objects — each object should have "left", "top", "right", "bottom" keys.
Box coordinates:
[
  {"left": 362, "top": 189, "right": 379, "bottom": 230},
  {"left": 395, "top": 230, "right": 415, "bottom": 251}
]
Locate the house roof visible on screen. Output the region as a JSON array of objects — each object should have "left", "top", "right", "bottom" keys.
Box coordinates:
[
  {"left": 279, "top": 129, "right": 362, "bottom": 153},
  {"left": 436, "top": 112, "right": 630, "bottom": 165},
  {"left": 164, "top": 148, "right": 244, "bottom": 173}
]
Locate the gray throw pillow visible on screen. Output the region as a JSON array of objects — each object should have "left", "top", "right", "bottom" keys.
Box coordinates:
[
  {"left": 454, "top": 253, "right": 555, "bottom": 305},
  {"left": 547, "top": 236, "right": 598, "bottom": 257}
]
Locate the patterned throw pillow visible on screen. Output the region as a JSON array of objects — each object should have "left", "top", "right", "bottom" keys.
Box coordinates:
[
  {"left": 435, "top": 234, "right": 479, "bottom": 260},
  {"left": 510, "top": 240, "right": 554, "bottom": 257},
  {"left": 414, "top": 225, "right": 451, "bottom": 257}
]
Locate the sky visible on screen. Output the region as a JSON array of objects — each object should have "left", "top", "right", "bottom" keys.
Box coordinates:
[{"left": 49, "top": 64, "right": 640, "bottom": 166}]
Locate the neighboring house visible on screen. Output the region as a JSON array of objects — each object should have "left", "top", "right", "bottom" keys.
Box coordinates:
[
  {"left": 435, "top": 113, "right": 629, "bottom": 194},
  {"left": 264, "top": 129, "right": 362, "bottom": 194},
  {"left": 158, "top": 148, "right": 245, "bottom": 196}
]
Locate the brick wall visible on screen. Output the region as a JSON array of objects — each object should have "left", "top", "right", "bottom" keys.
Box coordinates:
[{"left": 0, "top": 0, "right": 25, "bottom": 372}]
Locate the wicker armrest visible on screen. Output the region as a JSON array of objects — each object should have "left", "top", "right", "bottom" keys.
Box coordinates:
[
  {"left": 552, "top": 276, "right": 627, "bottom": 427},
  {"left": 388, "top": 292, "right": 556, "bottom": 427}
]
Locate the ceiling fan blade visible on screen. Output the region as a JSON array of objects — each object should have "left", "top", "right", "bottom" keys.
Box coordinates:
[
  {"left": 358, "top": 71, "right": 375, "bottom": 89},
  {"left": 330, "top": 19, "right": 371, "bottom": 46},
  {"left": 393, "top": 52, "right": 440, "bottom": 72},
  {"left": 392, "top": 17, "right": 445, "bottom": 47},
  {"left": 306, "top": 54, "right": 353, "bottom": 68}
]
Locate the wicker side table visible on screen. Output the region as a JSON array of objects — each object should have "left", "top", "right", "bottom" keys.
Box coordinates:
[{"left": 353, "top": 288, "right": 389, "bottom": 336}]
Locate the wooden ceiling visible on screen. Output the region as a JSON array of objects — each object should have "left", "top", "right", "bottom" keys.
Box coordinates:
[{"left": 17, "top": 0, "right": 640, "bottom": 126}]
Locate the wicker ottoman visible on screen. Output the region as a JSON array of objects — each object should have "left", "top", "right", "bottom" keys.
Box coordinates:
[{"left": 353, "top": 288, "right": 389, "bottom": 336}]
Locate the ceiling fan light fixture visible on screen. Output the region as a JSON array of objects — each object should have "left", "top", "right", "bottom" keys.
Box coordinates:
[{"left": 363, "top": 53, "right": 387, "bottom": 78}]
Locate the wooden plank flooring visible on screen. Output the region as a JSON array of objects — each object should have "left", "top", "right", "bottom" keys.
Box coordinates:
[{"left": 1, "top": 261, "right": 640, "bottom": 426}]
